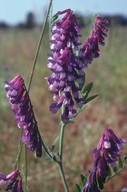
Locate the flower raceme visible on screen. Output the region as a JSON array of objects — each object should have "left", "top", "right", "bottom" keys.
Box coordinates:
[
  {"left": 5, "top": 75, "right": 42, "bottom": 157},
  {"left": 46, "top": 9, "right": 108, "bottom": 121},
  {"left": 93, "top": 128, "right": 126, "bottom": 166},
  {"left": 82, "top": 128, "right": 126, "bottom": 192},
  {"left": 0, "top": 170, "right": 23, "bottom": 192}
]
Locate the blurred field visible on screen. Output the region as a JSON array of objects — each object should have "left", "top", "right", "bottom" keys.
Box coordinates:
[{"left": 0, "top": 25, "right": 127, "bottom": 192}]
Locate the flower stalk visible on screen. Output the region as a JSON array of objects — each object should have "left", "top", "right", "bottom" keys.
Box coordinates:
[
  {"left": 57, "top": 120, "right": 70, "bottom": 192},
  {"left": 46, "top": 8, "right": 108, "bottom": 192},
  {"left": 4, "top": 1, "right": 54, "bottom": 191},
  {"left": 58, "top": 162, "right": 70, "bottom": 192}
]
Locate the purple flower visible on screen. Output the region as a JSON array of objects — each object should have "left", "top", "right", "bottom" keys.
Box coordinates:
[
  {"left": 95, "top": 155, "right": 110, "bottom": 189},
  {"left": 79, "top": 16, "right": 108, "bottom": 67},
  {"left": 82, "top": 161, "right": 100, "bottom": 192},
  {"left": 0, "top": 173, "right": 6, "bottom": 186},
  {"left": 0, "top": 170, "right": 24, "bottom": 192},
  {"left": 82, "top": 156, "right": 109, "bottom": 192},
  {"left": 93, "top": 128, "right": 126, "bottom": 166},
  {"left": 46, "top": 9, "right": 108, "bottom": 121},
  {"left": 82, "top": 128, "right": 126, "bottom": 192},
  {"left": 5, "top": 75, "right": 42, "bottom": 157}
]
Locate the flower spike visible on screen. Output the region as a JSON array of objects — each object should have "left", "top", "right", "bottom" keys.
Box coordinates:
[
  {"left": 5, "top": 75, "right": 42, "bottom": 157},
  {"left": 93, "top": 128, "right": 126, "bottom": 166},
  {"left": 46, "top": 9, "right": 108, "bottom": 121},
  {"left": 82, "top": 128, "right": 126, "bottom": 192},
  {"left": 79, "top": 16, "right": 108, "bottom": 67}
]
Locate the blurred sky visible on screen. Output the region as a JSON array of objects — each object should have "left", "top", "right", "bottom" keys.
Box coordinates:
[{"left": 0, "top": 0, "right": 127, "bottom": 24}]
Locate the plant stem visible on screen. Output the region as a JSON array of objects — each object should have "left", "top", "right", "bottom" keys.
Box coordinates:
[
  {"left": 57, "top": 105, "right": 70, "bottom": 192},
  {"left": 14, "top": 129, "right": 23, "bottom": 169},
  {"left": 59, "top": 121, "right": 66, "bottom": 159},
  {"left": 14, "top": 0, "right": 53, "bottom": 190},
  {"left": 28, "top": 0, "right": 53, "bottom": 92},
  {"left": 58, "top": 162, "right": 70, "bottom": 192},
  {"left": 24, "top": 145, "right": 28, "bottom": 192},
  {"left": 24, "top": 1, "right": 53, "bottom": 190},
  {"left": 58, "top": 121, "right": 70, "bottom": 192}
]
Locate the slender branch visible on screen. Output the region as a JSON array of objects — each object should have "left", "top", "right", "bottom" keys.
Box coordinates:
[
  {"left": 24, "top": 145, "right": 28, "bottom": 192},
  {"left": 58, "top": 162, "right": 70, "bottom": 192},
  {"left": 57, "top": 121, "right": 70, "bottom": 192},
  {"left": 24, "top": 1, "right": 53, "bottom": 190},
  {"left": 57, "top": 105, "right": 70, "bottom": 192},
  {"left": 28, "top": 0, "right": 53, "bottom": 92},
  {"left": 14, "top": 130, "right": 23, "bottom": 170},
  {"left": 13, "top": 1, "right": 53, "bottom": 191},
  {"left": 59, "top": 121, "right": 66, "bottom": 160}
]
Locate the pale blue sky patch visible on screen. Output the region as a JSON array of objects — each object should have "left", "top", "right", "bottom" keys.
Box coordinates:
[{"left": 0, "top": 0, "right": 127, "bottom": 24}]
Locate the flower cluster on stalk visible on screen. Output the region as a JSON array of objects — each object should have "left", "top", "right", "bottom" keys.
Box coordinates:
[
  {"left": 5, "top": 75, "right": 42, "bottom": 157},
  {"left": 82, "top": 128, "right": 126, "bottom": 192},
  {"left": 46, "top": 9, "right": 108, "bottom": 121},
  {"left": 0, "top": 170, "right": 23, "bottom": 192}
]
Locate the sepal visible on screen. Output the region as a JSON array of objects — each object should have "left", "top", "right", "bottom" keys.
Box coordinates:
[
  {"left": 75, "top": 184, "right": 81, "bottom": 192},
  {"left": 51, "top": 135, "right": 60, "bottom": 151}
]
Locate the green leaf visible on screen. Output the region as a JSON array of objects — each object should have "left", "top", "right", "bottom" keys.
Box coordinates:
[
  {"left": 51, "top": 135, "right": 60, "bottom": 151},
  {"left": 77, "top": 104, "right": 88, "bottom": 114},
  {"left": 108, "top": 166, "right": 112, "bottom": 178},
  {"left": 82, "top": 82, "right": 93, "bottom": 96},
  {"left": 124, "top": 156, "right": 127, "bottom": 163},
  {"left": 78, "top": 76, "right": 85, "bottom": 89},
  {"left": 80, "top": 174, "right": 87, "bottom": 185},
  {"left": 84, "top": 94, "right": 98, "bottom": 104},
  {"left": 113, "top": 166, "right": 118, "bottom": 173},
  {"left": 118, "top": 157, "right": 124, "bottom": 168},
  {"left": 75, "top": 184, "right": 81, "bottom": 192},
  {"left": 51, "top": 14, "right": 58, "bottom": 23},
  {"left": 98, "top": 177, "right": 104, "bottom": 190}
]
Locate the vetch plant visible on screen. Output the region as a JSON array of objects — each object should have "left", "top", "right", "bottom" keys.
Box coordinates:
[
  {"left": 1, "top": 1, "right": 127, "bottom": 192},
  {"left": 46, "top": 9, "right": 108, "bottom": 121}
]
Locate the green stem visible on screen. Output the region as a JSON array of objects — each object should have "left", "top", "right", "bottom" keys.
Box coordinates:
[
  {"left": 24, "top": 1, "right": 53, "bottom": 190},
  {"left": 14, "top": 129, "right": 23, "bottom": 169},
  {"left": 13, "top": 0, "right": 53, "bottom": 190},
  {"left": 58, "top": 162, "right": 70, "bottom": 192},
  {"left": 24, "top": 145, "right": 28, "bottom": 192},
  {"left": 58, "top": 121, "right": 70, "bottom": 192},
  {"left": 28, "top": 0, "right": 53, "bottom": 92},
  {"left": 57, "top": 105, "right": 70, "bottom": 192},
  {"left": 59, "top": 121, "right": 66, "bottom": 159}
]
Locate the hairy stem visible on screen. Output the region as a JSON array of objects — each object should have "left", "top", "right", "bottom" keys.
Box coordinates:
[
  {"left": 24, "top": 145, "right": 28, "bottom": 192},
  {"left": 28, "top": 0, "right": 53, "bottom": 92},
  {"left": 14, "top": 0, "right": 53, "bottom": 191},
  {"left": 58, "top": 162, "right": 70, "bottom": 192},
  {"left": 57, "top": 105, "right": 70, "bottom": 191},
  {"left": 24, "top": 0, "right": 53, "bottom": 190},
  {"left": 14, "top": 130, "right": 23, "bottom": 170},
  {"left": 59, "top": 121, "right": 66, "bottom": 159},
  {"left": 57, "top": 121, "right": 70, "bottom": 192}
]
